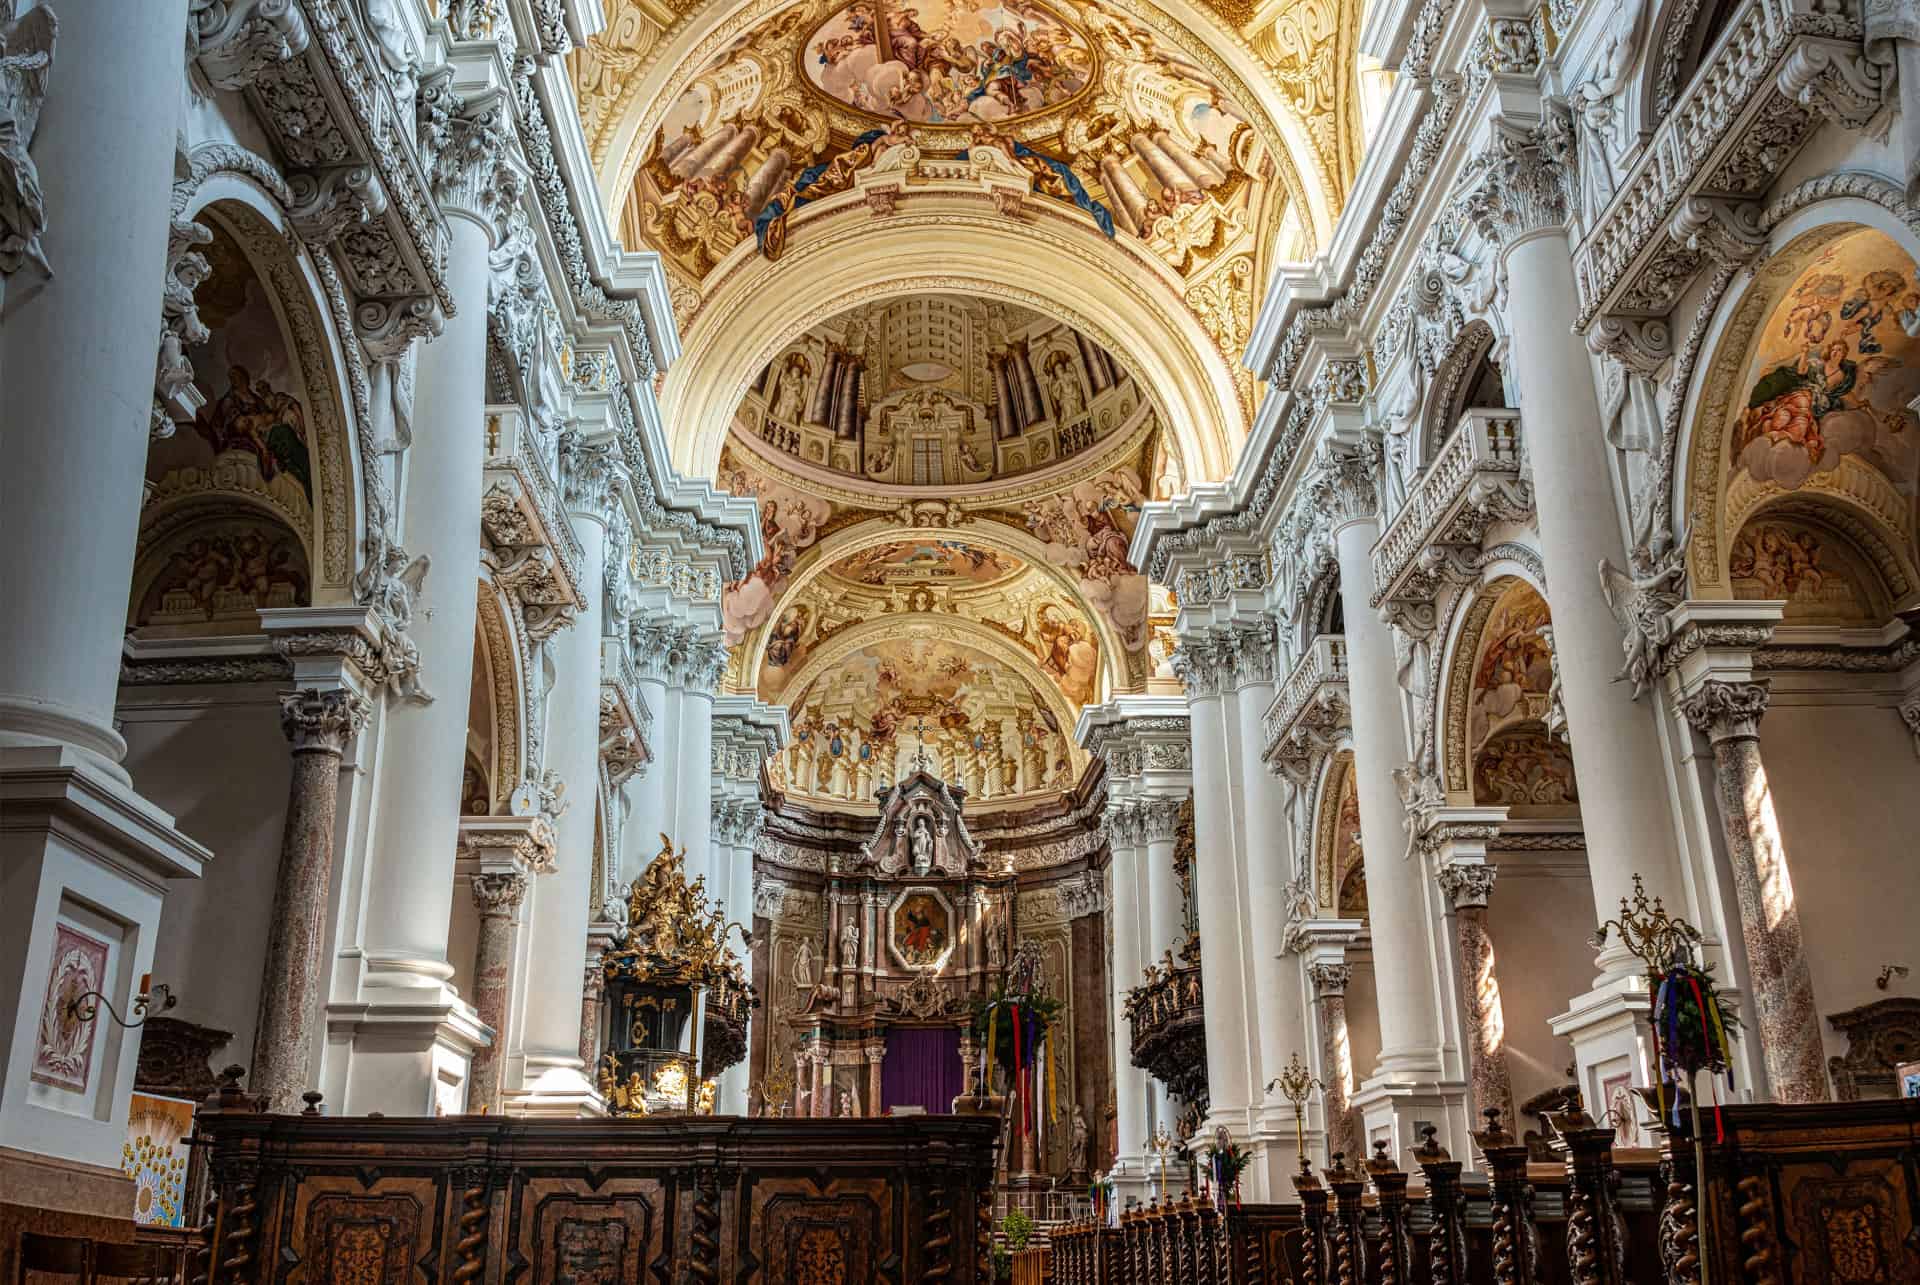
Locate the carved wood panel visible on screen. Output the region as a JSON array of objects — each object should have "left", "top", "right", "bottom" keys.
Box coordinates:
[
  {"left": 747, "top": 1182, "right": 892, "bottom": 1285},
  {"left": 285, "top": 1187, "right": 434, "bottom": 1284}
]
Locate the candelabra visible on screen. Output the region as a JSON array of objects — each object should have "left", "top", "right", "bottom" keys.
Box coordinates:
[
  {"left": 1147, "top": 1124, "right": 1174, "bottom": 1201},
  {"left": 1267, "top": 1050, "right": 1323, "bottom": 1165}
]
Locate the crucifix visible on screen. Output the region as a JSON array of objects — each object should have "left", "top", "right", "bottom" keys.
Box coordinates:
[{"left": 910, "top": 716, "right": 931, "bottom": 774}]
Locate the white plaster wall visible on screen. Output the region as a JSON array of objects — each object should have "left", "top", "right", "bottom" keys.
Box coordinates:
[
  {"left": 119, "top": 687, "right": 289, "bottom": 1069},
  {"left": 1485, "top": 858, "right": 1597, "bottom": 1111},
  {"left": 1760, "top": 701, "right": 1920, "bottom": 1065},
  {"left": 447, "top": 894, "right": 480, "bottom": 1003}
]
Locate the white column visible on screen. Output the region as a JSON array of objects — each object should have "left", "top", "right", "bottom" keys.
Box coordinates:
[
  {"left": 1139, "top": 797, "right": 1183, "bottom": 1144},
  {"left": 0, "top": 0, "right": 186, "bottom": 777},
  {"left": 620, "top": 635, "right": 675, "bottom": 884},
  {"left": 0, "top": 2, "right": 211, "bottom": 1184},
  {"left": 1232, "top": 626, "right": 1306, "bottom": 1201},
  {"left": 1314, "top": 448, "right": 1457, "bottom": 1151},
  {"left": 1105, "top": 806, "right": 1152, "bottom": 1201},
  {"left": 1172, "top": 642, "right": 1257, "bottom": 1149},
  {"left": 506, "top": 431, "right": 617, "bottom": 1116},
  {"left": 340, "top": 84, "right": 519, "bottom": 1115},
  {"left": 1469, "top": 132, "right": 1695, "bottom": 1102},
  {"left": 675, "top": 647, "right": 725, "bottom": 885}
]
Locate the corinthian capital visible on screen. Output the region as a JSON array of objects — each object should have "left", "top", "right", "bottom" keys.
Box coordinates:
[
  {"left": 1307, "top": 962, "right": 1351, "bottom": 998},
  {"left": 1435, "top": 861, "right": 1498, "bottom": 910},
  {"left": 683, "top": 640, "right": 731, "bottom": 694},
  {"left": 560, "top": 428, "right": 624, "bottom": 520},
  {"left": 1229, "top": 621, "right": 1277, "bottom": 688},
  {"left": 470, "top": 870, "right": 530, "bottom": 916},
  {"left": 1457, "top": 109, "right": 1575, "bottom": 253},
  {"left": 1680, "top": 678, "right": 1770, "bottom": 745},
  {"left": 1308, "top": 442, "right": 1382, "bottom": 531},
  {"left": 279, "top": 688, "right": 371, "bottom": 754},
  {"left": 1169, "top": 636, "right": 1230, "bottom": 699},
  {"left": 1140, "top": 797, "right": 1183, "bottom": 843},
  {"left": 416, "top": 72, "right": 524, "bottom": 243}
]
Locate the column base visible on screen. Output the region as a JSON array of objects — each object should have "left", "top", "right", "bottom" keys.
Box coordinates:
[
  {"left": 1351, "top": 1074, "right": 1471, "bottom": 1167},
  {"left": 501, "top": 1057, "right": 606, "bottom": 1119},
  {"left": 0, "top": 748, "right": 207, "bottom": 1172},
  {"left": 1250, "top": 1101, "right": 1326, "bottom": 1189},
  {"left": 1550, "top": 973, "right": 1666, "bottom": 1148},
  {"left": 324, "top": 987, "right": 488, "bottom": 1117}
]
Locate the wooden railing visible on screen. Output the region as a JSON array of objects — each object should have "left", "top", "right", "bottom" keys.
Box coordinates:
[{"left": 1033, "top": 1099, "right": 1920, "bottom": 1284}]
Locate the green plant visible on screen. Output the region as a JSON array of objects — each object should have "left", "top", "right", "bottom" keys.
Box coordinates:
[
  {"left": 991, "top": 1245, "right": 1012, "bottom": 1279},
  {"left": 1000, "top": 1209, "right": 1035, "bottom": 1252}
]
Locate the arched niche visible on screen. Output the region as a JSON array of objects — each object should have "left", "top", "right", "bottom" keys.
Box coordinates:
[
  {"left": 1418, "top": 320, "right": 1508, "bottom": 467},
  {"left": 470, "top": 579, "right": 530, "bottom": 815},
  {"left": 1310, "top": 751, "right": 1362, "bottom": 919},
  {"left": 144, "top": 184, "right": 362, "bottom": 606},
  {"left": 1727, "top": 502, "right": 1896, "bottom": 627},
  {"left": 1679, "top": 222, "right": 1920, "bottom": 603},
  {"left": 127, "top": 506, "right": 311, "bottom": 635},
  {"left": 1437, "top": 573, "right": 1559, "bottom": 802}
]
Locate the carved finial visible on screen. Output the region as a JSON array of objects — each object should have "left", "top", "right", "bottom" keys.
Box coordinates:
[
  {"left": 1412, "top": 1124, "right": 1452, "bottom": 1165},
  {"left": 301, "top": 1091, "right": 324, "bottom": 1117}
]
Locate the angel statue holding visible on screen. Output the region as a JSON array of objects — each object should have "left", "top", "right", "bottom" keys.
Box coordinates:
[{"left": 0, "top": 0, "right": 55, "bottom": 277}]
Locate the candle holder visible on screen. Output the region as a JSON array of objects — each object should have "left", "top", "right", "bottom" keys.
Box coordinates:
[
  {"left": 1148, "top": 1124, "right": 1174, "bottom": 1199},
  {"left": 1266, "top": 1050, "right": 1323, "bottom": 1165},
  {"left": 66, "top": 977, "right": 175, "bottom": 1030}
]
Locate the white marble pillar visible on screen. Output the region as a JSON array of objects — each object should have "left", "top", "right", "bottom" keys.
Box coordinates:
[
  {"left": 1232, "top": 625, "right": 1307, "bottom": 1199},
  {"left": 1171, "top": 642, "right": 1256, "bottom": 1147},
  {"left": 1316, "top": 449, "right": 1446, "bottom": 1081},
  {"left": 1140, "top": 797, "right": 1183, "bottom": 1140},
  {"left": 0, "top": 0, "right": 186, "bottom": 779},
  {"left": 620, "top": 630, "right": 676, "bottom": 882},
  {"left": 675, "top": 645, "right": 726, "bottom": 886},
  {"left": 341, "top": 84, "right": 520, "bottom": 1116},
  {"left": 1477, "top": 159, "right": 1689, "bottom": 951},
  {"left": 507, "top": 431, "right": 618, "bottom": 1116},
  {"left": 1105, "top": 806, "right": 1152, "bottom": 1200}
]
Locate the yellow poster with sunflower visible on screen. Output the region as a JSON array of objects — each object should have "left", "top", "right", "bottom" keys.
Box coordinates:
[{"left": 123, "top": 1092, "right": 195, "bottom": 1228}]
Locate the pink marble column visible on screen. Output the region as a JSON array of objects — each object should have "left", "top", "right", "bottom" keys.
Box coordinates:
[
  {"left": 250, "top": 688, "right": 369, "bottom": 1112},
  {"left": 1308, "top": 962, "right": 1364, "bottom": 1164},
  {"left": 1679, "top": 679, "right": 1828, "bottom": 1102},
  {"left": 1436, "top": 863, "right": 1516, "bottom": 1129},
  {"left": 578, "top": 948, "right": 606, "bottom": 1070},
  {"left": 467, "top": 871, "right": 529, "bottom": 1113},
  {"left": 866, "top": 1044, "right": 885, "bottom": 1118}
]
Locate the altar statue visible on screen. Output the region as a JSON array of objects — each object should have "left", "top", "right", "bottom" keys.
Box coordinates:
[{"left": 910, "top": 815, "right": 934, "bottom": 873}]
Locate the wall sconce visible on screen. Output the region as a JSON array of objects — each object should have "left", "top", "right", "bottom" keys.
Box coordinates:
[
  {"left": 66, "top": 973, "right": 176, "bottom": 1030},
  {"left": 1877, "top": 964, "right": 1909, "bottom": 991}
]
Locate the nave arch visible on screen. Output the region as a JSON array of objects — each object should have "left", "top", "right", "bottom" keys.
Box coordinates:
[{"left": 662, "top": 212, "right": 1244, "bottom": 485}]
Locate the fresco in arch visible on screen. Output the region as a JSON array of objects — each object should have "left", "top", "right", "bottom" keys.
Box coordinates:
[
  {"left": 1466, "top": 581, "right": 1554, "bottom": 752},
  {"left": 1728, "top": 516, "right": 1881, "bottom": 626},
  {"left": 833, "top": 539, "right": 1023, "bottom": 586},
  {"left": 132, "top": 518, "right": 310, "bottom": 631},
  {"left": 1730, "top": 229, "right": 1920, "bottom": 495},
  {"left": 806, "top": 0, "right": 1094, "bottom": 125},
  {"left": 147, "top": 219, "right": 313, "bottom": 511},
  {"left": 717, "top": 444, "right": 837, "bottom": 644},
  {"left": 1010, "top": 465, "right": 1149, "bottom": 650},
  {"left": 1473, "top": 727, "right": 1578, "bottom": 809},
  {"left": 779, "top": 637, "right": 1069, "bottom": 800}
]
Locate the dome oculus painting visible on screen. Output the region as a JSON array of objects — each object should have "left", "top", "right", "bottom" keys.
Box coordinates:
[{"left": 804, "top": 0, "right": 1095, "bottom": 126}]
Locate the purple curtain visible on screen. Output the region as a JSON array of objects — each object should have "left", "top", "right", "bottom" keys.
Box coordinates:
[{"left": 881, "top": 1026, "right": 963, "bottom": 1116}]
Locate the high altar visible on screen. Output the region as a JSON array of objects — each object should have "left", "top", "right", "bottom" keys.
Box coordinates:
[{"left": 789, "top": 763, "right": 1019, "bottom": 1121}]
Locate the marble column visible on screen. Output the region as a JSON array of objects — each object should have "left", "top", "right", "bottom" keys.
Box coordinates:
[
  {"left": 808, "top": 351, "right": 841, "bottom": 427},
  {"left": 1105, "top": 806, "right": 1152, "bottom": 1196},
  {"left": 992, "top": 357, "right": 1018, "bottom": 439},
  {"left": 865, "top": 1044, "right": 885, "bottom": 1116},
  {"left": 1314, "top": 449, "right": 1445, "bottom": 1079},
  {"left": 1309, "top": 962, "right": 1364, "bottom": 1165},
  {"left": 1472, "top": 148, "right": 1689, "bottom": 958},
  {"left": 675, "top": 645, "right": 726, "bottom": 886},
  {"left": 508, "top": 430, "right": 617, "bottom": 1116},
  {"left": 1141, "top": 797, "right": 1183, "bottom": 1137},
  {"left": 1098, "top": 155, "right": 1150, "bottom": 237},
  {"left": 1171, "top": 643, "right": 1256, "bottom": 1142},
  {"left": 0, "top": 0, "right": 187, "bottom": 779},
  {"left": 251, "top": 689, "right": 371, "bottom": 1112},
  {"left": 1679, "top": 680, "right": 1828, "bottom": 1101},
  {"left": 1435, "top": 863, "right": 1516, "bottom": 1128},
  {"left": 467, "top": 870, "right": 529, "bottom": 1113},
  {"left": 579, "top": 941, "right": 608, "bottom": 1069},
  {"left": 346, "top": 85, "right": 519, "bottom": 1113},
  {"left": 622, "top": 625, "right": 678, "bottom": 877}
]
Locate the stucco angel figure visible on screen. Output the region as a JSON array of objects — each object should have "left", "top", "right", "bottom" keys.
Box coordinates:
[
  {"left": 1599, "top": 536, "right": 1688, "bottom": 698},
  {"left": 358, "top": 541, "right": 433, "bottom": 704},
  {"left": 1279, "top": 870, "right": 1317, "bottom": 954},
  {"left": 0, "top": 0, "right": 55, "bottom": 278}
]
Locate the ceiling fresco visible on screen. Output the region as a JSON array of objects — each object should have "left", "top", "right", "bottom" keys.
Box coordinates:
[
  {"left": 769, "top": 635, "right": 1081, "bottom": 809},
  {"left": 738, "top": 292, "right": 1148, "bottom": 487}
]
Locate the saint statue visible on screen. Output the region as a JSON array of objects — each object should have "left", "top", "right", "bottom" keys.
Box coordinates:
[
  {"left": 910, "top": 816, "right": 934, "bottom": 873},
  {"left": 839, "top": 918, "right": 860, "bottom": 970},
  {"left": 1069, "top": 1106, "right": 1091, "bottom": 1178}
]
